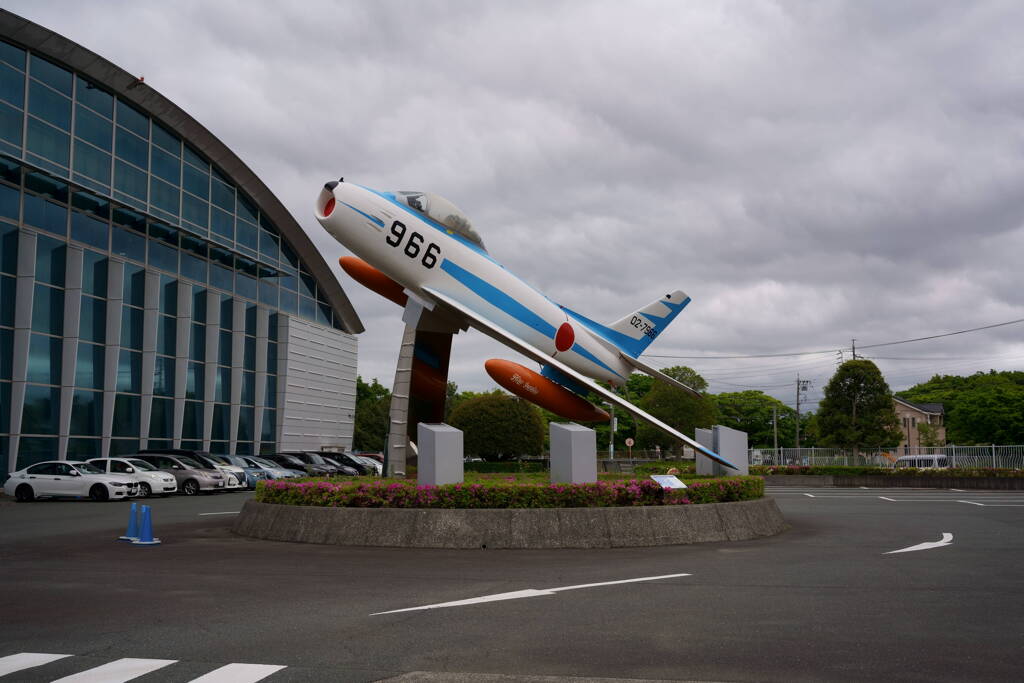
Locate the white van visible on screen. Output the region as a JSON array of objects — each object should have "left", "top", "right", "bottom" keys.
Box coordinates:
[{"left": 895, "top": 455, "right": 949, "bottom": 469}]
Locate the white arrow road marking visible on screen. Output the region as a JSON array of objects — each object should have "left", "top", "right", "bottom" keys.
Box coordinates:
[
  {"left": 885, "top": 533, "right": 954, "bottom": 555},
  {"left": 371, "top": 573, "right": 692, "bottom": 615}
]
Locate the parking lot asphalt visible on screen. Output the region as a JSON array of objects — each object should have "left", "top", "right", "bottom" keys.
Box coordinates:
[{"left": 1, "top": 487, "right": 1022, "bottom": 682}]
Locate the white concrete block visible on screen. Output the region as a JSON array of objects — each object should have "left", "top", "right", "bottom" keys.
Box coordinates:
[
  {"left": 418, "top": 423, "right": 464, "bottom": 486},
  {"left": 695, "top": 428, "right": 716, "bottom": 476},
  {"left": 696, "top": 425, "right": 749, "bottom": 476},
  {"left": 714, "top": 425, "right": 749, "bottom": 476},
  {"left": 550, "top": 423, "right": 597, "bottom": 484}
]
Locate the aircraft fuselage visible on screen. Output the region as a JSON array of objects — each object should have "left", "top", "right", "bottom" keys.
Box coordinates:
[{"left": 317, "top": 182, "right": 633, "bottom": 387}]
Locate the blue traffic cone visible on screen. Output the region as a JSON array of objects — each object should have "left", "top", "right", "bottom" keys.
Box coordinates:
[
  {"left": 132, "top": 504, "right": 161, "bottom": 545},
  {"left": 118, "top": 502, "right": 140, "bottom": 542}
]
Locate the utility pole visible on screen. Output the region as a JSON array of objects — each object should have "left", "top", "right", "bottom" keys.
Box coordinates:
[
  {"left": 795, "top": 375, "right": 811, "bottom": 449},
  {"left": 608, "top": 404, "right": 616, "bottom": 461},
  {"left": 851, "top": 339, "right": 857, "bottom": 360},
  {"left": 772, "top": 405, "right": 778, "bottom": 458}
]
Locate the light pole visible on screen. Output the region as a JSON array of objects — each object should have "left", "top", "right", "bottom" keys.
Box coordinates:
[{"left": 603, "top": 402, "right": 616, "bottom": 460}]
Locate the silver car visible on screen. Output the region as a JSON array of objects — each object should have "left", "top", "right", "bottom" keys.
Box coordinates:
[{"left": 131, "top": 454, "right": 225, "bottom": 495}]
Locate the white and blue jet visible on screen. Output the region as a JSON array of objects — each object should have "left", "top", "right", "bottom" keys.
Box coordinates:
[{"left": 316, "top": 179, "right": 735, "bottom": 469}]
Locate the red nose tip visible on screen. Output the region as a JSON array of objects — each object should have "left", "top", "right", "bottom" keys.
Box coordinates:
[{"left": 323, "top": 197, "right": 336, "bottom": 217}]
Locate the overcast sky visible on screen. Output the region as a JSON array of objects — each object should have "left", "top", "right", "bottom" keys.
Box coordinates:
[{"left": 10, "top": 0, "right": 1024, "bottom": 409}]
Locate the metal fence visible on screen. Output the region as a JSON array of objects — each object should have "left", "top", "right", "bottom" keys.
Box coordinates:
[{"left": 750, "top": 445, "right": 1024, "bottom": 470}]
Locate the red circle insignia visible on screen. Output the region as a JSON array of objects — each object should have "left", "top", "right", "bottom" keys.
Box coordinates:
[{"left": 555, "top": 322, "right": 575, "bottom": 353}]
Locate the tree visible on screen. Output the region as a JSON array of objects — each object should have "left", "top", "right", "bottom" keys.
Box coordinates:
[
  {"left": 624, "top": 372, "right": 655, "bottom": 400},
  {"left": 353, "top": 376, "right": 391, "bottom": 452},
  {"left": 917, "top": 422, "right": 944, "bottom": 447},
  {"left": 448, "top": 392, "right": 545, "bottom": 460},
  {"left": 945, "top": 378, "right": 1024, "bottom": 444},
  {"left": 899, "top": 370, "right": 1024, "bottom": 444},
  {"left": 634, "top": 367, "right": 716, "bottom": 453},
  {"left": 711, "top": 391, "right": 797, "bottom": 448},
  {"left": 816, "top": 360, "right": 902, "bottom": 452},
  {"left": 443, "top": 381, "right": 459, "bottom": 422}
]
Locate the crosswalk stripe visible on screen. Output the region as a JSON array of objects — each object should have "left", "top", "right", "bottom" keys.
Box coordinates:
[
  {"left": 0, "top": 652, "right": 71, "bottom": 677},
  {"left": 50, "top": 657, "right": 177, "bottom": 682},
  {"left": 187, "top": 663, "right": 287, "bottom": 682}
]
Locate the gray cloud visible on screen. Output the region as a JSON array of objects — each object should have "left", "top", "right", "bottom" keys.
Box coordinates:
[{"left": 10, "top": 0, "right": 1024, "bottom": 408}]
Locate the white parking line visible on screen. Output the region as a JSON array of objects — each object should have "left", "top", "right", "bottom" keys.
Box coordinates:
[
  {"left": 187, "top": 663, "right": 287, "bottom": 682},
  {"left": 198, "top": 511, "right": 240, "bottom": 516},
  {"left": 51, "top": 657, "right": 177, "bottom": 682},
  {"left": 372, "top": 572, "right": 693, "bottom": 615},
  {"left": 0, "top": 652, "right": 71, "bottom": 677}
]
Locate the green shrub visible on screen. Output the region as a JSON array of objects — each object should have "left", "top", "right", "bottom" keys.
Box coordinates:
[
  {"left": 751, "top": 465, "right": 1024, "bottom": 478},
  {"left": 255, "top": 476, "right": 763, "bottom": 508},
  {"left": 463, "top": 461, "right": 547, "bottom": 474}
]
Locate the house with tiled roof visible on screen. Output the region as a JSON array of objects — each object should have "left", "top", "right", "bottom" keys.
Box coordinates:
[{"left": 893, "top": 398, "right": 945, "bottom": 448}]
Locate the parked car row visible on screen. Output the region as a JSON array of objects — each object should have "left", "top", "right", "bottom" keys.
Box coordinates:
[{"left": 3, "top": 449, "right": 383, "bottom": 502}]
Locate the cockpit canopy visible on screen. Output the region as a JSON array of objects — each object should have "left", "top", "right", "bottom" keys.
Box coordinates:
[{"left": 395, "top": 191, "right": 486, "bottom": 251}]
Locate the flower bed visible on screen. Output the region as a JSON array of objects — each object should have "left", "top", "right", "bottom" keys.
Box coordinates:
[
  {"left": 751, "top": 465, "right": 1024, "bottom": 478},
  {"left": 255, "top": 476, "right": 763, "bottom": 509}
]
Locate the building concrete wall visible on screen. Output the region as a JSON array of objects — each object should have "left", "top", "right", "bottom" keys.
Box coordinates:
[
  {"left": 277, "top": 315, "right": 358, "bottom": 451},
  {"left": 894, "top": 401, "right": 946, "bottom": 448}
]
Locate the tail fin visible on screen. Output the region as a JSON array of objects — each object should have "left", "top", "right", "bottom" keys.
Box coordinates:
[
  {"left": 607, "top": 290, "right": 690, "bottom": 358},
  {"left": 559, "top": 290, "right": 691, "bottom": 358}
]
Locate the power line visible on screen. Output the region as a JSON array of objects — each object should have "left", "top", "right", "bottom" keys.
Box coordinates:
[
  {"left": 647, "top": 349, "right": 837, "bottom": 360},
  {"left": 708, "top": 379, "right": 798, "bottom": 389},
  {"left": 857, "top": 318, "right": 1024, "bottom": 350},
  {"left": 645, "top": 316, "right": 1024, "bottom": 361}
]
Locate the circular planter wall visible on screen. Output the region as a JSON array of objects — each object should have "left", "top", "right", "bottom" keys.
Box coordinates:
[{"left": 233, "top": 498, "right": 787, "bottom": 549}]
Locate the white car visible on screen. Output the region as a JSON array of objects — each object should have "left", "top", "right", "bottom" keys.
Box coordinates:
[
  {"left": 87, "top": 457, "right": 178, "bottom": 498},
  {"left": 4, "top": 461, "right": 138, "bottom": 502}
]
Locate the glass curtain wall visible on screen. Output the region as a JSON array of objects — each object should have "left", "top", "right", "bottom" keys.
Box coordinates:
[{"left": 0, "top": 38, "right": 341, "bottom": 469}]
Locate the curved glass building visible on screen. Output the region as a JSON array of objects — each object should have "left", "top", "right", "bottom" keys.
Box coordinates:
[{"left": 0, "top": 11, "right": 363, "bottom": 473}]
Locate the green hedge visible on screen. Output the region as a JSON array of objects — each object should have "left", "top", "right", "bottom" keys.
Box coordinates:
[
  {"left": 752, "top": 465, "right": 1024, "bottom": 478},
  {"left": 256, "top": 476, "right": 763, "bottom": 508},
  {"left": 463, "top": 461, "right": 547, "bottom": 473}
]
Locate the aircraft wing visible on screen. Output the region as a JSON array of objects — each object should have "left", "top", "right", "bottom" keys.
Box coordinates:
[
  {"left": 621, "top": 355, "right": 703, "bottom": 399},
  {"left": 419, "top": 286, "right": 737, "bottom": 470}
]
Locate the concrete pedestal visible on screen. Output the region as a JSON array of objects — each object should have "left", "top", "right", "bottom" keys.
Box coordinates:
[
  {"left": 550, "top": 423, "right": 597, "bottom": 484},
  {"left": 696, "top": 425, "right": 749, "bottom": 476},
  {"left": 417, "top": 423, "right": 464, "bottom": 486}
]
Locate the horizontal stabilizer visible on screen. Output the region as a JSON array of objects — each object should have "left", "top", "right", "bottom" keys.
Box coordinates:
[{"left": 622, "top": 355, "right": 703, "bottom": 399}]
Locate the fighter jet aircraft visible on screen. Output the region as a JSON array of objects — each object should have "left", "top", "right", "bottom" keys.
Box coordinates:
[{"left": 316, "top": 180, "right": 735, "bottom": 469}]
